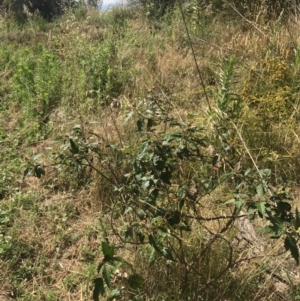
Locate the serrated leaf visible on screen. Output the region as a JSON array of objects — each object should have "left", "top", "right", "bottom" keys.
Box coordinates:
[
  {"left": 259, "top": 225, "right": 274, "bottom": 235},
  {"left": 266, "top": 216, "right": 284, "bottom": 238},
  {"left": 128, "top": 274, "right": 144, "bottom": 290},
  {"left": 101, "top": 241, "right": 115, "bottom": 261},
  {"left": 93, "top": 278, "right": 105, "bottom": 301},
  {"left": 102, "top": 264, "right": 112, "bottom": 288},
  {"left": 284, "top": 236, "right": 299, "bottom": 265}
]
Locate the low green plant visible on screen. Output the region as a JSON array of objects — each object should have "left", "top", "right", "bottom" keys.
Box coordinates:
[
  {"left": 62, "top": 35, "right": 136, "bottom": 115},
  {"left": 93, "top": 241, "right": 144, "bottom": 300},
  {"left": 12, "top": 46, "right": 61, "bottom": 124}
]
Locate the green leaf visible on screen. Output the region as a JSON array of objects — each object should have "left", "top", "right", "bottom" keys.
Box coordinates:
[
  {"left": 101, "top": 241, "right": 115, "bottom": 261},
  {"left": 166, "top": 210, "right": 181, "bottom": 226},
  {"left": 256, "top": 201, "right": 266, "bottom": 218},
  {"left": 244, "top": 168, "right": 251, "bottom": 176},
  {"left": 108, "top": 289, "right": 121, "bottom": 300},
  {"left": 125, "top": 226, "right": 133, "bottom": 242},
  {"left": 160, "top": 169, "right": 172, "bottom": 185},
  {"left": 137, "top": 209, "right": 146, "bottom": 220},
  {"left": 137, "top": 119, "right": 144, "bottom": 132},
  {"left": 284, "top": 236, "right": 299, "bottom": 265},
  {"left": 177, "top": 184, "right": 186, "bottom": 200},
  {"left": 277, "top": 202, "right": 292, "bottom": 215},
  {"left": 102, "top": 264, "right": 112, "bottom": 288},
  {"left": 178, "top": 224, "right": 191, "bottom": 231},
  {"left": 128, "top": 274, "right": 144, "bottom": 290},
  {"left": 225, "top": 198, "right": 244, "bottom": 210},
  {"left": 256, "top": 184, "right": 265, "bottom": 197},
  {"left": 93, "top": 278, "right": 105, "bottom": 301},
  {"left": 124, "top": 207, "right": 133, "bottom": 215},
  {"left": 113, "top": 256, "right": 133, "bottom": 267},
  {"left": 259, "top": 169, "right": 271, "bottom": 177},
  {"left": 72, "top": 125, "right": 81, "bottom": 132},
  {"left": 75, "top": 160, "right": 82, "bottom": 172},
  {"left": 295, "top": 208, "right": 300, "bottom": 231},
  {"left": 179, "top": 199, "right": 185, "bottom": 211},
  {"left": 145, "top": 245, "right": 155, "bottom": 264},
  {"left": 34, "top": 165, "right": 45, "bottom": 178},
  {"left": 23, "top": 167, "right": 32, "bottom": 180},
  {"left": 148, "top": 234, "right": 161, "bottom": 254},
  {"left": 147, "top": 118, "right": 157, "bottom": 130},
  {"left": 69, "top": 138, "right": 79, "bottom": 154},
  {"left": 137, "top": 230, "right": 145, "bottom": 243},
  {"left": 97, "top": 261, "right": 105, "bottom": 273},
  {"left": 161, "top": 247, "right": 174, "bottom": 261},
  {"left": 265, "top": 215, "right": 284, "bottom": 238},
  {"left": 225, "top": 198, "right": 236, "bottom": 204}
]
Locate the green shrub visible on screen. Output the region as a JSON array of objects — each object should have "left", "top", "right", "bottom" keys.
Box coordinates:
[{"left": 1, "top": 0, "right": 77, "bottom": 22}]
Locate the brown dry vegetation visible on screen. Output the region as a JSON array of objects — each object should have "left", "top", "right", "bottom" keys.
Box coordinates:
[{"left": 2, "top": 3, "right": 300, "bottom": 301}]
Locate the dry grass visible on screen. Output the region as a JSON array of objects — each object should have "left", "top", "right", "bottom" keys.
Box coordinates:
[{"left": 1, "top": 4, "right": 300, "bottom": 301}]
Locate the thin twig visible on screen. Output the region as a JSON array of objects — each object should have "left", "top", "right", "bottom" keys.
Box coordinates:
[
  {"left": 109, "top": 106, "right": 124, "bottom": 148},
  {"left": 184, "top": 213, "right": 249, "bottom": 221},
  {"left": 223, "top": 0, "right": 267, "bottom": 39},
  {"left": 177, "top": 0, "right": 211, "bottom": 111},
  {"left": 231, "top": 121, "right": 273, "bottom": 197}
]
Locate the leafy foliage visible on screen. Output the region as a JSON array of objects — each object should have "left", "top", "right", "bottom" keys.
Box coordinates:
[
  {"left": 34, "top": 56, "right": 300, "bottom": 299},
  {"left": 93, "top": 241, "right": 144, "bottom": 300}
]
